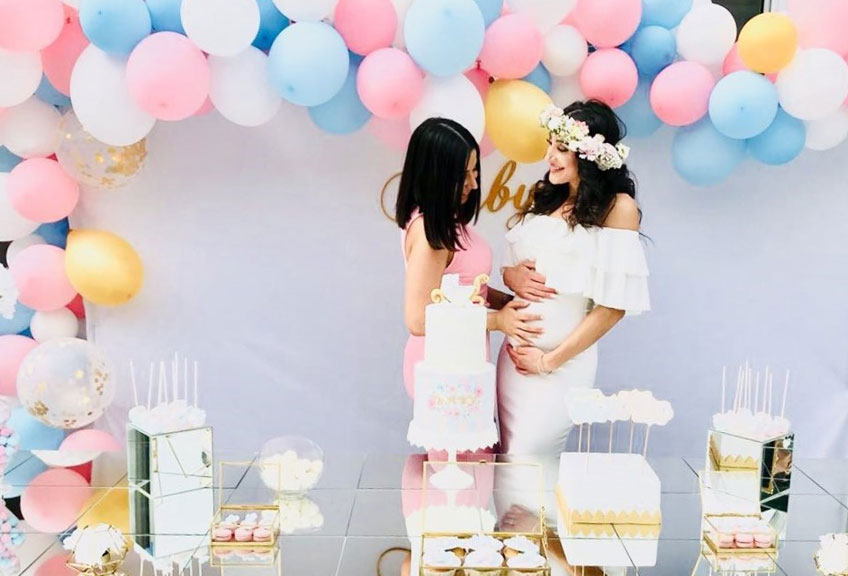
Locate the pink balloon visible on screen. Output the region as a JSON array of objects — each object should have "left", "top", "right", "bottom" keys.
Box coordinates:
[
  {"left": 9, "top": 244, "right": 77, "bottom": 311},
  {"left": 41, "top": 5, "right": 88, "bottom": 96},
  {"left": 60, "top": 429, "right": 121, "bottom": 452},
  {"left": 21, "top": 468, "right": 91, "bottom": 533},
  {"left": 0, "top": 0, "right": 64, "bottom": 52},
  {"left": 466, "top": 67, "right": 492, "bottom": 100},
  {"left": 367, "top": 115, "right": 411, "bottom": 150},
  {"left": 650, "top": 61, "right": 715, "bottom": 126},
  {"left": 787, "top": 0, "right": 848, "bottom": 57},
  {"left": 479, "top": 132, "right": 496, "bottom": 158},
  {"left": 357, "top": 48, "right": 423, "bottom": 119},
  {"left": 126, "top": 32, "right": 210, "bottom": 121},
  {"left": 35, "top": 554, "right": 75, "bottom": 576},
  {"left": 579, "top": 48, "right": 638, "bottom": 108},
  {"left": 0, "top": 335, "right": 37, "bottom": 397},
  {"left": 479, "top": 14, "right": 543, "bottom": 79},
  {"left": 722, "top": 44, "right": 747, "bottom": 76},
  {"left": 8, "top": 158, "right": 79, "bottom": 223},
  {"left": 334, "top": 0, "right": 396, "bottom": 56},
  {"left": 572, "top": 0, "right": 641, "bottom": 49},
  {"left": 193, "top": 96, "right": 215, "bottom": 117}
]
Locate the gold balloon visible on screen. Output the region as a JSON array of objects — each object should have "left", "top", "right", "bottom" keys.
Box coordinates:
[
  {"left": 485, "top": 80, "right": 553, "bottom": 164},
  {"left": 738, "top": 13, "right": 798, "bottom": 74},
  {"left": 77, "top": 488, "right": 131, "bottom": 545},
  {"left": 55, "top": 110, "right": 147, "bottom": 190},
  {"left": 65, "top": 230, "right": 144, "bottom": 307}
]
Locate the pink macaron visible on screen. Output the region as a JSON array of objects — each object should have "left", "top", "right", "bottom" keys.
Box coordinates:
[
  {"left": 252, "top": 527, "right": 273, "bottom": 542},
  {"left": 212, "top": 528, "right": 233, "bottom": 542},
  {"left": 234, "top": 527, "right": 253, "bottom": 542},
  {"left": 754, "top": 533, "right": 774, "bottom": 548},
  {"left": 717, "top": 533, "right": 734, "bottom": 548},
  {"left": 734, "top": 533, "right": 754, "bottom": 548}
]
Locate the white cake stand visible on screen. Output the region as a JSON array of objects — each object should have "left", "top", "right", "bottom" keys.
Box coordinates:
[{"left": 428, "top": 451, "right": 474, "bottom": 490}]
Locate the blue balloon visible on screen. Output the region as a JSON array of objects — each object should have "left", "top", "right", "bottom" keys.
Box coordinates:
[
  {"left": 0, "top": 304, "right": 35, "bottom": 336},
  {"left": 308, "top": 61, "right": 371, "bottom": 135},
  {"left": 747, "top": 108, "right": 806, "bottom": 166},
  {"left": 672, "top": 118, "right": 746, "bottom": 186},
  {"left": 0, "top": 147, "right": 22, "bottom": 172},
  {"left": 4, "top": 452, "right": 47, "bottom": 499},
  {"left": 616, "top": 78, "right": 662, "bottom": 138},
  {"left": 8, "top": 407, "right": 65, "bottom": 451},
  {"left": 145, "top": 0, "right": 184, "bottom": 33},
  {"left": 253, "top": 0, "right": 289, "bottom": 51},
  {"left": 18, "top": 327, "right": 33, "bottom": 338},
  {"left": 522, "top": 63, "right": 551, "bottom": 93},
  {"left": 405, "top": 0, "right": 485, "bottom": 77},
  {"left": 268, "top": 22, "right": 350, "bottom": 107},
  {"left": 79, "top": 0, "right": 152, "bottom": 55},
  {"left": 630, "top": 26, "right": 676, "bottom": 78},
  {"left": 641, "top": 0, "right": 693, "bottom": 28},
  {"left": 709, "top": 71, "right": 779, "bottom": 140},
  {"left": 34, "top": 76, "right": 71, "bottom": 108},
  {"left": 474, "top": 0, "right": 503, "bottom": 27},
  {"left": 35, "top": 219, "right": 70, "bottom": 248}
]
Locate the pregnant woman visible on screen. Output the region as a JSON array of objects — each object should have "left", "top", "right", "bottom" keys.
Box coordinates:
[{"left": 497, "top": 100, "right": 651, "bottom": 456}]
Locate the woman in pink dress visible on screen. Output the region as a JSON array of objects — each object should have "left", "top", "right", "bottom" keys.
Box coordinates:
[{"left": 397, "top": 117, "right": 540, "bottom": 398}]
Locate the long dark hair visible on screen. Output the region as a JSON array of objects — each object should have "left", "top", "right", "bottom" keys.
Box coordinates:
[
  {"left": 395, "top": 118, "right": 481, "bottom": 251},
  {"left": 511, "top": 100, "right": 637, "bottom": 229}
]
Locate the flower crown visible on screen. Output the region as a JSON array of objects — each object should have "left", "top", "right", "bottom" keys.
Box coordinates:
[{"left": 539, "top": 105, "right": 630, "bottom": 171}]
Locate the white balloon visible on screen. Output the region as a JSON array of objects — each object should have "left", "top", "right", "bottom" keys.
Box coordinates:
[
  {"left": 70, "top": 45, "right": 156, "bottom": 146},
  {"left": 543, "top": 25, "right": 588, "bottom": 77},
  {"left": 550, "top": 75, "right": 585, "bottom": 108},
  {"left": 209, "top": 47, "right": 282, "bottom": 127},
  {"left": 181, "top": 0, "right": 260, "bottom": 57},
  {"left": 505, "top": 0, "right": 577, "bottom": 34},
  {"left": 31, "top": 308, "right": 80, "bottom": 342},
  {"left": 0, "top": 97, "right": 61, "bottom": 158},
  {"left": 805, "top": 108, "right": 848, "bottom": 151},
  {"left": 676, "top": 4, "right": 736, "bottom": 66},
  {"left": 776, "top": 49, "right": 848, "bottom": 121},
  {"left": 0, "top": 174, "right": 39, "bottom": 241},
  {"left": 410, "top": 75, "right": 485, "bottom": 143},
  {"left": 0, "top": 48, "right": 42, "bottom": 108},
  {"left": 7, "top": 234, "right": 45, "bottom": 265},
  {"left": 391, "top": 0, "right": 413, "bottom": 49},
  {"left": 272, "top": 0, "right": 337, "bottom": 22}
]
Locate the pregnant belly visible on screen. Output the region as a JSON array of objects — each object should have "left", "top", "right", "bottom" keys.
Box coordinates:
[{"left": 511, "top": 294, "right": 588, "bottom": 352}]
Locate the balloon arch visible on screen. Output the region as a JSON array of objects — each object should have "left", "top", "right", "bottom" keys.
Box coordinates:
[{"left": 0, "top": 0, "right": 847, "bottom": 536}]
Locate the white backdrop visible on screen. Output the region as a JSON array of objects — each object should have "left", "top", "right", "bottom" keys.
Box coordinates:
[{"left": 74, "top": 103, "right": 848, "bottom": 457}]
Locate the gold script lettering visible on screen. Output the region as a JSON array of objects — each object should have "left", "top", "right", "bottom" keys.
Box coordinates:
[{"left": 380, "top": 160, "right": 535, "bottom": 221}]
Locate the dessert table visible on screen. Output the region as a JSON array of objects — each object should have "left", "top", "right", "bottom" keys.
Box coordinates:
[{"left": 7, "top": 451, "right": 848, "bottom": 576}]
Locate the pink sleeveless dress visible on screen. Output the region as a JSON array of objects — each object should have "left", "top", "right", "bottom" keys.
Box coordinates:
[{"left": 401, "top": 211, "right": 493, "bottom": 398}]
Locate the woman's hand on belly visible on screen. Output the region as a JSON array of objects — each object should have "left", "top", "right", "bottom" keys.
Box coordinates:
[
  {"left": 505, "top": 343, "right": 549, "bottom": 376},
  {"left": 503, "top": 260, "right": 557, "bottom": 302},
  {"left": 495, "top": 300, "right": 544, "bottom": 345}
]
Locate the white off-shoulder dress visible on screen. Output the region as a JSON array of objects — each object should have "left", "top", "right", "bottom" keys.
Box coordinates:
[{"left": 497, "top": 213, "right": 651, "bottom": 455}]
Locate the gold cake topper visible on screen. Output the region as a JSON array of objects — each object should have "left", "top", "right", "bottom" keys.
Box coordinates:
[{"left": 430, "top": 274, "right": 489, "bottom": 305}]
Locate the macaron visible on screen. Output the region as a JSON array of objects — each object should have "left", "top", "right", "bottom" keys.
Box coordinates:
[
  {"left": 234, "top": 527, "right": 253, "bottom": 542},
  {"left": 252, "top": 527, "right": 273, "bottom": 542},
  {"left": 717, "top": 533, "right": 734, "bottom": 548},
  {"left": 734, "top": 533, "right": 754, "bottom": 548},
  {"left": 212, "top": 528, "right": 233, "bottom": 542},
  {"left": 754, "top": 533, "right": 774, "bottom": 548}
]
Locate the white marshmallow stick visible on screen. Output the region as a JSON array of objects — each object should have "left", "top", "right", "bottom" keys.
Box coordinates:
[
  {"left": 193, "top": 361, "right": 199, "bottom": 408},
  {"left": 768, "top": 371, "right": 773, "bottom": 416},
  {"left": 629, "top": 421, "right": 635, "bottom": 453},
  {"left": 734, "top": 365, "right": 743, "bottom": 412},
  {"left": 608, "top": 422, "right": 614, "bottom": 454},
  {"left": 755, "top": 371, "right": 760, "bottom": 415},
  {"left": 130, "top": 360, "right": 139, "bottom": 407},
  {"left": 578, "top": 424, "right": 583, "bottom": 454},
  {"left": 643, "top": 424, "right": 651, "bottom": 458},
  {"left": 172, "top": 352, "right": 179, "bottom": 402},
  {"left": 183, "top": 357, "right": 188, "bottom": 402},
  {"left": 721, "top": 365, "right": 726, "bottom": 413},
  {"left": 781, "top": 369, "right": 790, "bottom": 418},
  {"left": 147, "top": 362, "right": 154, "bottom": 409}
]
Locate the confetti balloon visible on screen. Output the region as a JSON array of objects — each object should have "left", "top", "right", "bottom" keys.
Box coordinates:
[
  {"left": 54, "top": 110, "right": 147, "bottom": 190},
  {"left": 16, "top": 337, "right": 114, "bottom": 429}
]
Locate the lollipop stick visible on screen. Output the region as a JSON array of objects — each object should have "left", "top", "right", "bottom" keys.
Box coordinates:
[
  {"left": 147, "top": 362, "right": 153, "bottom": 409},
  {"left": 721, "top": 366, "right": 726, "bottom": 413},
  {"left": 130, "top": 360, "right": 139, "bottom": 407},
  {"left": 643, "top": 425, "right": 651, "bottom": 458},
  {"left": 193, "top": 361, "right": 199, "bottom": 408},
  {"left": 578, "top": 424, "right": 583, "bottom": 453},
  {"left": 609, "top": 422, "right": 614, "bottom": 454},
  {"left": 781, "top": 369, "right": 789, "bottom": 418}
]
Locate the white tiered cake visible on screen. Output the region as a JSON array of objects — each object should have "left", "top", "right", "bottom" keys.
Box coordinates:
[{"left": 407, "top": 274, "right": 498, "bottom": 453}]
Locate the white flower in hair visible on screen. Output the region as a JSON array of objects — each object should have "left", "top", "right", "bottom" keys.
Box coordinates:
[{"left": 539, "top": 105, "right": 629, "bottom": 171}]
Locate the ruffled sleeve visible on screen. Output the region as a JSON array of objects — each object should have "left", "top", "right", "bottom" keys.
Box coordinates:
[{"left": 583, "top": 227, "right": 650, "bottom": 315}]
